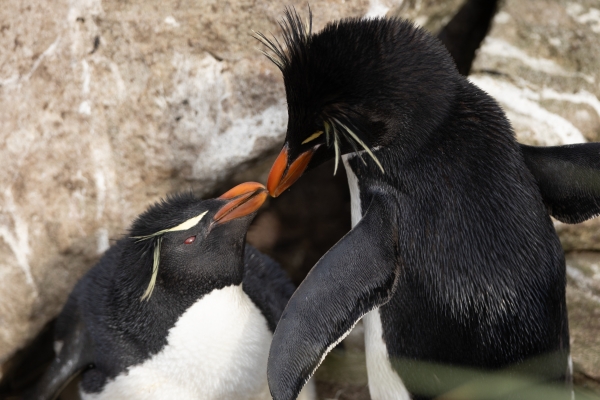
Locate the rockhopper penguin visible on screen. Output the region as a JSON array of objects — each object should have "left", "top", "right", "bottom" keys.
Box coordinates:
[
  {"left": 257, "top": 10, "right": 600, "bottom": 400},
  {"left": 27, "top": 182, "right": 315, "bottom": 400}
]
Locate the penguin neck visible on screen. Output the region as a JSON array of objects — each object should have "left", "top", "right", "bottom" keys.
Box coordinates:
[{"left": 102, "top": 255, "right": 245, "bottom": 374}]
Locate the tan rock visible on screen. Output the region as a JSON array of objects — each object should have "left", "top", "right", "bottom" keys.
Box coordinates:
[
  {"left": 387, "top": 0, "right": 466, "bottom": 33},
  {"left": 556, "top": 219, "right": 600, "bottom": 252},
  {"left": 566, "top": 252, "right": 600, "bottom": 381},
  {"left": 470, "top": 0, "right": 600, "bottom": 146}
]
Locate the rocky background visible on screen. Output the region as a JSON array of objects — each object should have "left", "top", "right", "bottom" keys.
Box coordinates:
[{"left": 0, "top": 0, "right": 599, "bottom": 398}]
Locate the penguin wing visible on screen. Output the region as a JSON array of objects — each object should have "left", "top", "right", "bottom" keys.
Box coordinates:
[
  {"left": 267, "top": 194, "right": 399, "bottom": 400},
  {"left": 26, "top": 295, "right": 94, "bottom": 400},
  {"left": 521, "top": 142, "right": 600, "bottom": 223}
]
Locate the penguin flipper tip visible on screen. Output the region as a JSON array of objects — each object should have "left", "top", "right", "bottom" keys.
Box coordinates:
[{"left": 521, "top": 142, "right": 600, "bottom": 224}]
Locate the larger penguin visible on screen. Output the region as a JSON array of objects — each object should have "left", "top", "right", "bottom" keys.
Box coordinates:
[
  {"left": 257, "top": 11, "right": 600, "bottom": 400},
  {"left": 28, "top": 182, "right": 315, "bottom": 400}
]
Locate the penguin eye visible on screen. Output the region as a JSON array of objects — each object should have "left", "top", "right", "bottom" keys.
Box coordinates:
[{"left": 184, "top": 236, "right": 196, "bottom": 245}]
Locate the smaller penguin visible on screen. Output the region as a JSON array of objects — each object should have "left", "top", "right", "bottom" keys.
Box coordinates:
[{"left": 27, "top": 182, "right": 315, "bottom": 400}]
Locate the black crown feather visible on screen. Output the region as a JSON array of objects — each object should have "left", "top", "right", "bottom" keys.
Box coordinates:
[{"left": 253, "top": 7, "right": 312, "bottom": 72}]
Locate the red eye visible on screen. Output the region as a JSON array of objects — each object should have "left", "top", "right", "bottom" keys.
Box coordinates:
[{"left": 184, "top": 236, "right": 196, "bottom": 244}]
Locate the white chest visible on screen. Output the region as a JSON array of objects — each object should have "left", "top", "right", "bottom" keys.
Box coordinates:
[
  {"left": 363, "top": 310, "right": 410, "bottom": 400},
  {"left": 342, "top": 156, "right": 410, "bottom": 400},
  {"left": 82, "top": 285, "right": 272, "bottom": 400}
]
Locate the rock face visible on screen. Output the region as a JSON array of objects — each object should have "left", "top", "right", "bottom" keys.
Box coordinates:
[
  {"left": 0, "top": 0, "right": 397, "bottom": 368},
  {"left": 470, "top": 0, "right": 600, "bottom": 147},
  {"left": 566, "top": 252, "right": 600, "bottom": 382}
]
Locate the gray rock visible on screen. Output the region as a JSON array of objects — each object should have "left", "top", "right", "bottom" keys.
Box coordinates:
[
  {"left": 387, "top": 0, "right": 466, "bottom": 33},
  {"left": 556, "top": 219, "right": 600, "bottom": 252},
  {"left": 566, "top": 252, "right": 600, "bottom": 382},
  {"left": 470, "top": 0, "right": 600, "bottom": 146}
]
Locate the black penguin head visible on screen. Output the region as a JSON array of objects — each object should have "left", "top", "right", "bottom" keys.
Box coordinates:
[
  {"left": 121, "top": 182, "right": 268, "bottom": 302},
  {"left": 259, "top": 9, "right": 459, "bottom": 196}
]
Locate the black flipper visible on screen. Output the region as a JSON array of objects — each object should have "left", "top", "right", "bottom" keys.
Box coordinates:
[
  {"left": 25, "top": 304, "right": 94, "bottom": 400},
  {"left": 267, "top": 194, "right": 399, "bottom": 400},
  {"left": 521, "top": 143, "right": 600, "bottom": 223}
]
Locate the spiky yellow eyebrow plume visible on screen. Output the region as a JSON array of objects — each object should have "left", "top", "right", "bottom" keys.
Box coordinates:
[
  {"left": 333, "top": 125, "right": 341, "bottom": 176},
  {"left": 134, "top": 211, "right": 208, "bottom": 301},
  {"left": 140, "top": 237, "right": 162, "bottom": 301},
  {"left": 133, "top": 211, "right": 208, "bottom": 241},
  {"left": 324, "top": 121, "right": 332, "bottom": 146},
  {"left": 331, "top": 117, "right": 385, "bottom": 174},
  {"left": 302, "top": 131, "right": 323, "bottom": 144}
]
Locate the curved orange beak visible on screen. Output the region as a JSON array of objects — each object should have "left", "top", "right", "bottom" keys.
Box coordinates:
[
  {"left": 267, "top": 145, "right": 314, "bottom": 197},
  {"left": 213, "top": 182, "right": 268, "bottom": 225}
]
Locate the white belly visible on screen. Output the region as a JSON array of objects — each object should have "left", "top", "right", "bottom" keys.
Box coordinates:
[
  {"left": 342, "top": 155, "right": 410, "bottom": 400},
  {"left": 364, "top": 310, "right": 410, "bottom": 400},
  {"left": 82, "top": 285, "right": 272, "bottom": 400}
]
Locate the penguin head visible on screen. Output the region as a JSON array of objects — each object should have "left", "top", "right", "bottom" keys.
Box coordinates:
[
  {"left": 121, "top": 182, "right": 268, "bottom": 302},
  {"left": 259, "top": 9, "right": 459, "bottom": 196}
]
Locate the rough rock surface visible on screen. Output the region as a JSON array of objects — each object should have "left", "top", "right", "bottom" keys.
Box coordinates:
[
  {"left": 567, "top": 252, "right": 600, "bottom": 382},
  {"left": 556, "top": 219, "right": 600, "bottom": 252},
  {"left": 387, "top": 0, "right": 465, "bottom": 32},
  {"left": 470, "top": 0, "right": 600, "bottom": 147},
  {"left": 0, "top": 0, "right": 406, "bottom": 369}
]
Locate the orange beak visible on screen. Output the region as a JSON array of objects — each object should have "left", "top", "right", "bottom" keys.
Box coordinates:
[
  {"left": 213, "top": 182, "right": 268, "bottom": 225},
  {"left": 267, "top": 145, "right": 314, "bottom": 197}
]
